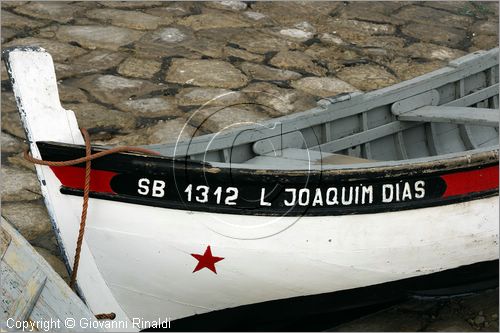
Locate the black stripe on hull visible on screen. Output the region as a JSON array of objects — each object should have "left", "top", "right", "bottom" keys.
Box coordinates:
[
  {"left": 60, "top": 186, "right": 498, "bottom": 217},
  {"left": 38, "top": 141, "right": 499, "bottom": 216},
  {"left": 143, "top": 260, "right": 499, "bottom": 332}
]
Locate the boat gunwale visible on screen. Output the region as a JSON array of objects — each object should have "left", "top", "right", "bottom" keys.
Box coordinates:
[
  {"left": 39, "top": 138, "right": 500, "bottom": 216},
  {"left": 37, "top": 141, "right": 498, "bottom": 178}
]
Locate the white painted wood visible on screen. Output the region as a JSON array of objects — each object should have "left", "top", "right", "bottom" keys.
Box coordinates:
[
  {"left": 74, "top": 195, "right": 497, "bottom": 322},
  {"left": 5, "top": 48, "right": 136, "bottom": 331},
  {"left": 0, "top": 220, "right": 103, "bottom": 332},
  {"left": 253, "top": 130, "right": 305, "bottom": 155},
  {"left": 5, "top": 48, "right": 83, "bottom": 148},
  {"left": 311, "top": 121, "right": 420, "bottom": 153},
  {"left": 398, "top": 106, "right": 499, "bottom": 127},
  {"left": 448, "top": 49, "right": 489, "bottom": 68},
  {"left": 263, "top": 148, "right": 374, "bottom": 165}
]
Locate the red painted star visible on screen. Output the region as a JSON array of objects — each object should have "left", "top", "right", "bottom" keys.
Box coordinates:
[{"left": 191, "top": 246, "right": 224, "bottom": 274}]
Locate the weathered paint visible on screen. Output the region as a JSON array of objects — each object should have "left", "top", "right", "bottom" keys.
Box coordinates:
[{"left": 0, "top": 219, "right": 103, "bottom": 332}]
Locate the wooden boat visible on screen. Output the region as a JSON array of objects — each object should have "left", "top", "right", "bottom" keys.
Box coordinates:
[
  {"left": 3, "top": 46, "right": 499, "bottom": 330},
  {"left": 0, "top": 218, "right": 104, "bottom": 332}
]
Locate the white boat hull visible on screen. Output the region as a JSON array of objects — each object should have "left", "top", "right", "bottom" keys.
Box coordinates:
[{"left": 44, "top": 159, "right": 498, "bottom": 324}]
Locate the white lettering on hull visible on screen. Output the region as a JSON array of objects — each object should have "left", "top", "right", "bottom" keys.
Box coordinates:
[
  {"left": 283, "top": 185, "right": 376, "bottom": 207},
  {"left": 136, "top": 178, "right": 427, "bottom": 207}
]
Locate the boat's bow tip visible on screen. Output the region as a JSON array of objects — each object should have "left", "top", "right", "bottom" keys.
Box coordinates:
[{"left": 2, "top": 45, "right": 47, "bottom": 59}]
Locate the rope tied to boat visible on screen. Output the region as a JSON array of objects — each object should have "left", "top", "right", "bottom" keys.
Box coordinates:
[
  {"left": 95, "top": 313, "right": 117, "bottom": 320},
  {"left": 24, "top": 128, "right": 161, "bottom": 320}
]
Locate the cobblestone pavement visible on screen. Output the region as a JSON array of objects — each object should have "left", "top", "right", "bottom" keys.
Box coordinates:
[{"left": 1, "top": 1, "right": 498, "bottom": 331}]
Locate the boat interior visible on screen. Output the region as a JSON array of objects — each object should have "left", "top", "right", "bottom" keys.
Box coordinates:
[{"left": 142, "top": 49, "right": 499, "bottom": 170}]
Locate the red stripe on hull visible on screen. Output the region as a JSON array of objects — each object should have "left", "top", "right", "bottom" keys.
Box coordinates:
[
  {"left": 49, "top": 166, "right": 117, "bottom": 194},
  {"left": 50, "top": 165, "right": 498, "bottom": 200},
  {"left": 441, "top": 165, "right": 499, "bottom": 198}
]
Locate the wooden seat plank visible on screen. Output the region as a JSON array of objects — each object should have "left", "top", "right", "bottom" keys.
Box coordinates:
[
  {"left": 397, "top": 106, "right": 499, "bottom": 127},
  {"left": 264, "top": 148, "right": 374, "bottom": 165}
]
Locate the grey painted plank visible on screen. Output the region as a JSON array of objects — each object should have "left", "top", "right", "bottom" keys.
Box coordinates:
[
  {"left": 370, "top": 135, "right": 399, "bottom": 160},
  {"left": 402, "top": 125, "right": 429, "bottom": 158},
  {"left": 264, "top": 148, "right": 327, "bottom": 161},
  {"left": 477, "top": 135, "right": 499, "bottom": 148},
  {"left": 211, "top": 146, "right": 497, "bottom": 170},
  {"left": 243, "top": 156, "right": 312, "bottom": 169},
  {"left": 253, "top": 130, "right": 305, "bottom": 155},
  {"left": 316, "top": 91, "right": 364, "bottom": 106},
  {"left": 444, "top": 83, "right": 499, "bottom": 107},
  {"left": 434, "top": 125, "right": 467, "bottom": 154},
  {"left": 391, "top": 108, "right": 408, "bottom": 160},
  {"left": 425, "top": 123, "right": 439, "bottom": 156},
  {"left": 312, "top": 121, "right": 419, "bottom": 153},
  {"left": 324, "top": 122, "right": 332, "bottom": 143},
  {"left": 459, "top": 125, "right": 476, "bottom": 150},
  {"left": 361, "top": 112, "right": 372, "bottom": 159},
  {"left": 456, "top": 78, "right": 476, "bottom": 150},
  {"left": 448, "top": 49, "right": 494, "bottom": 67},
  {"left": 488, "top": 68, "right": 499, "bottom": 109},
  {"left": 398, "top": 106, "right": 499, "bottom": 127}
]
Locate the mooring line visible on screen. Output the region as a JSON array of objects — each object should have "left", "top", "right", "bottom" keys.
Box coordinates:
[{"left": 25, "top": 128, "right": 160, "bottom": 319}]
